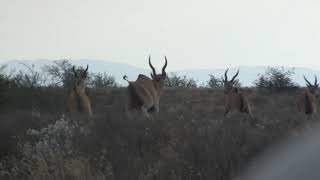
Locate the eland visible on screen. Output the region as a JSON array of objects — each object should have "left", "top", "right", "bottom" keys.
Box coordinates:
[
  {"left": 297, "top": 75, "right": 319, "bottom": 117},
  {"left": 123, "top": 56, "right": 168, "bottom": 119},
  {"left": 67, "top": 65, "right": 92, "bottom": 117},
  {"left": 223, "top": 69, "right": 252, "bottom": 117}
]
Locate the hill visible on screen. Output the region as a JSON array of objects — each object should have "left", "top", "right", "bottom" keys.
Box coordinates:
[{"left": 2, "top": 59, "right": 320, "bottom": 86}]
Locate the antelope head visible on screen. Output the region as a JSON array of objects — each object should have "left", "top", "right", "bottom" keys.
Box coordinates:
[
  {"left": 223, "top": 68, "right": 239, "bottom": 94},
  {"left": 149, "top": 56, "right": 168, "bottom": 90},
  {"left": 304, "top": 75, "right": 319, "bottom": 95},
  {"left": 72, "top": 65, "right": 89, "bottom": 94}
]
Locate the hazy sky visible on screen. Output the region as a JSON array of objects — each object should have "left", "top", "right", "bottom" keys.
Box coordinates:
[{"left": 1, "top": 0, "right": 320, "bottom": 70}]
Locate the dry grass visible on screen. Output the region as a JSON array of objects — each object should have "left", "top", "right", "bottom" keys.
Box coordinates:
[{"left": 0, "top": 87, "right": 316, "bottom": 180}]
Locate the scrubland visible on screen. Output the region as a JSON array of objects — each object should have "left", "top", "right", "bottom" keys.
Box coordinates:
[{"left": 0, "top": 87, "right": 315, "bottom": 180}]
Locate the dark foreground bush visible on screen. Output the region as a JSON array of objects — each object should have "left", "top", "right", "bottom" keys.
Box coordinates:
[{"left": 0, "top": 87, "right": 312, "bottom": 180}]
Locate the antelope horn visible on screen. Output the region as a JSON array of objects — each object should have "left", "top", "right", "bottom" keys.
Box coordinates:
[
  {"left": 84, "top": 64, "right": 89, "bottom": 73},
  {"left": 224, "top": 68, "right": 229, "bottom": 81},
  {"left": 149, "top": 56, "right": 156, "bottom": 76},
  {"left": 82, "top": 64, "right": 89, "bottom": 77},
  {"left": 315, "top": 75, "right": 318, "bottom": 86},
  {"left": 72, "top": 66, "right": 78, "bottom": 78},
  {"left": 304, "top": 76, "right": 312, "bottom": 86},
  {"left": 230, "top": 69, "right": 240, "bottom": 82},
  {"left": 162, "top": 56, "right": 168, "bottom": 75}
]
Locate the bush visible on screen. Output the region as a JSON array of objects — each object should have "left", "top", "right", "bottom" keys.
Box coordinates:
[
  {"left": 165, "top": 73, "right": 197, "bottom": 88},
  {"left": 254, "top": 67, "right": 297, "bottom": 90},
  {"left": 42, "top": 60, "right": 75, "bottom": 88},
  {"left": 206, "top": 74, "right": 224, "bottom": 88},
  {"left": 89, "top": 72, "right": 117, "bottom": 88},
  {"left": 0, "top": 116, "right": 113, "bottom": 180},
  {"left": 9, "top": 63, "right": 46, "bottom": 88},
  {"left": 0, "top": 65, "right": 9, "bottom": 105}
]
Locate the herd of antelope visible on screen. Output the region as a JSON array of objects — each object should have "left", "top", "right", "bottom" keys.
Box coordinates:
[{"left": 66, "top": 56, "right": 319, "bottom": 120}]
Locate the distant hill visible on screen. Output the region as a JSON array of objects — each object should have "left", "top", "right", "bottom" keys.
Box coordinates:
[
  {"left": 1, "top": 59, "right": 149, "bottom": 86},
  {"left": 1, "top": 59, "right": 320, "bottom": 86}
]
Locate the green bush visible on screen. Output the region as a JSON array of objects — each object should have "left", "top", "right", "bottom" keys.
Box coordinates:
[
  {"left": 43, "top": 59, "right": 75, "bottom": 88},
  {"left": 165, "top": 73, "right": 197, "bottom": 88},
  {"left": 89, "top": 72, "right": 117, "bottom": 88},
  {"left": 206, "top": 74, "right": 224, "bottom": 88},
  {"left": 254, "top": 67, "right": 297, "bottom": 90}
]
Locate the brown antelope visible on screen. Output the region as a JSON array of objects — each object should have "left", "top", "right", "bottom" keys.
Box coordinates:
[
  {"left": 67, "top": 65, "right": 92, "bottom": 117},
  {"left": 123, "top": 56, "right": 168, "bottom": 119},
  {"left": 223, "top": 68, "right": 252, "bottom": 117},
  {"left": 297, "top": 75, "right": 319, "bottom": 117}
]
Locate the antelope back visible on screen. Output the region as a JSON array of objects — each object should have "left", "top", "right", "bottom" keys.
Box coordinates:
[
  {"left": 304, "top": 92, "right": 314, "bottom": 114},
  {"left": 302, "top": 88, "right": 316, "bottom": 114},
  {"left": 128, "top": 85, "right": 141, "bottom": 109},
  {"left": 303, "top": 75, "right": 319, "bottom": 114}
]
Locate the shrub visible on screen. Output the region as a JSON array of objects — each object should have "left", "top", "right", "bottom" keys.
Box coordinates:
[
  {"left": 206, "top": 74, "right": 224, "bottom": 88},
  {"left": 0, "top": 65, "right": 8, "bottom": 105},
  {"left": 165, "top": 73, "right": 197, "bottom": 88},
  {"left": 9, "top": 63, "right": 45, "bottom": 88},
  {"left": 42, "top": 59, "right": 75, "bottom": 88},
  {"left": 254, "top": 67, "right": 297, "bottom": 90},
  {"left": 0, "top": 116, "right": 113, "bottom": 180},
  {"left": 89, "top": 72, "right": 117, "bottom": 88}
]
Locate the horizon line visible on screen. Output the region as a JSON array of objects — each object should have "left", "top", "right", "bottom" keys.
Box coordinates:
[{"left": 2, "top": 58, "right": 320, "bottom": 71}]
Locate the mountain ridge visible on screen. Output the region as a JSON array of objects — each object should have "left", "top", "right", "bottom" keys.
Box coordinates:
[{"left": 1, "top": 59, "right": 320, "bottom": 86}]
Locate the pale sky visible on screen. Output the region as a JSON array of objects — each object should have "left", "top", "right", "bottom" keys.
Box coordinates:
[{"left": 1, "top": 0, "right": 320, "bottom": 70}]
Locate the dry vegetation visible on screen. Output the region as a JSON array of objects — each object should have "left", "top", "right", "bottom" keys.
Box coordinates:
[{"left": 0, "top": 86, "right": 316, "bottom": 180}]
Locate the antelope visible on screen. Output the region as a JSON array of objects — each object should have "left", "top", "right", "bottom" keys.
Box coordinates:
[
  {"left": 297, "top": 75, "right": 319, "bottom": 117},
  {"left": 123, "top": 56, "right": 168, "bottom": 119},
  {"left": 223, "top": 68, "right": 252, "bottom": 117},
  {"left": 67, "top": 65, "right": 92, "bottom": 117}
]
